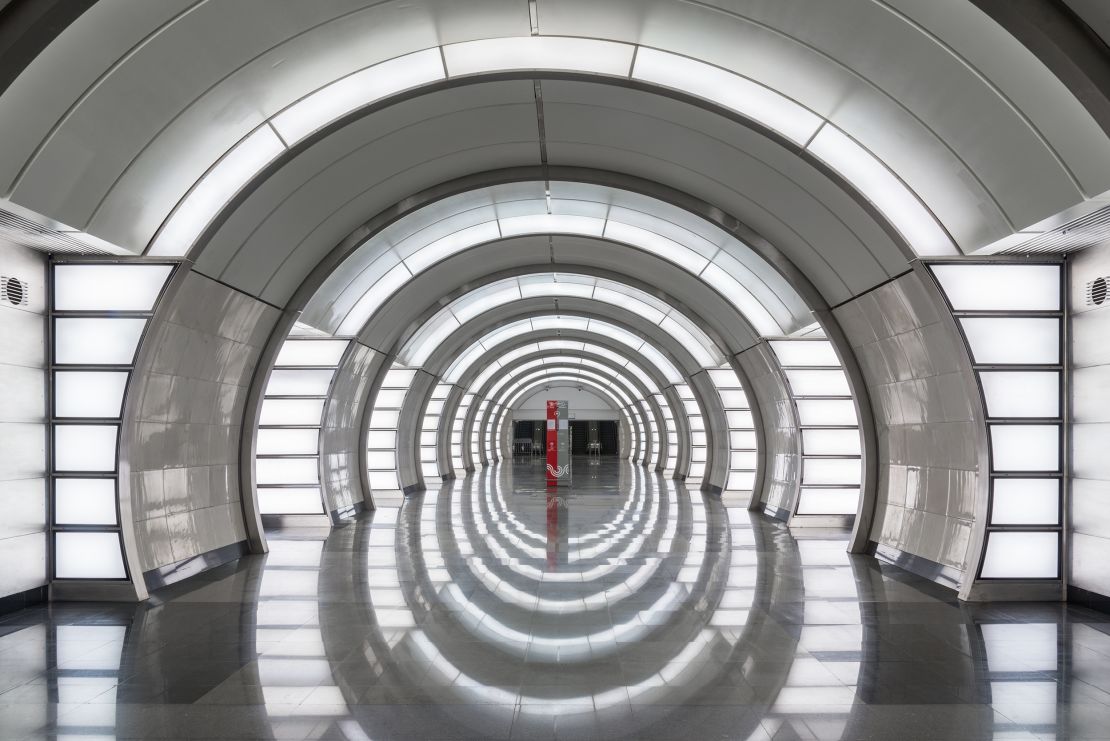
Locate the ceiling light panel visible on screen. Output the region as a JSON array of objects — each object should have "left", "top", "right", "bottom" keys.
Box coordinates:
[
  {"left": 631, "top": 48, "right": 822, "bottom": 146},
  {"left": 271, "top": 49, "right": 446, "bottom": 144},
  {"left": 149, "top": 125, "right": 284, "bottom": 257},
  {"left": 443, "top": 37, "right": 635, "bottom": 77}
]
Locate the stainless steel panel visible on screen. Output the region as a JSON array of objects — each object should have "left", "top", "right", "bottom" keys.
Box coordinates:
[
  {"left": 0, "top": 478, "right": 45, "bottom": 540},
  {"left": 1071, "top": 532, "right": 1110, "bottom": 596},
  {"left": 0, "top": 533, "right": 46, "bottom": 597},
  {"left": 0, "top": 423, "right": 45, "bottom": 480}
]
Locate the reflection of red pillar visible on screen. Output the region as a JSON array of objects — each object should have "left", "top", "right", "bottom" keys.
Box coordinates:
[
  {"left": 546, "top": 400, "right": 559, "bottom": 486},
  {"left": 546, "top": 493, "right": 558, "bottom": 567}
]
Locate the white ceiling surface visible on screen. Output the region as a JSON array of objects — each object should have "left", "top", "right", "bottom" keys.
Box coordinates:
[{"left": 0, "top": 0, "right": 1105, "bottom": 302}]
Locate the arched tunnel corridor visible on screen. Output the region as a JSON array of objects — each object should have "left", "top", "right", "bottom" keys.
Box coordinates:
[{"left": 1, "top": 1, "right": 1110, "bottom": 738}]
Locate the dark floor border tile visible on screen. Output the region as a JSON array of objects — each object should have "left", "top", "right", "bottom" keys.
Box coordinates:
[
  {"left": 764, "top": 504, "right": 791, "bottom": 522},
  {"left": 869, "top": 541, "right": 962, "bottom": 592},
  {"left": 0, "top": 584, "right": 47, "bottom": 617},
  {"left": 330, "top": 499, "right": 367, "bottom": 524},
  {"left": 142, "top": 539, "right": 249, "bottom": 591},
  {"left": 1068, "top": 583, "right": 1110, "bottom": 615}
]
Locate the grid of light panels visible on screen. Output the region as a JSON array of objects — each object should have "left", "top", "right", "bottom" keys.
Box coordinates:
[
  {"left": 255, "top": 337, "right": 350, "bottom": 516},
  {"left": 675, "top": 383, "right": 706, "bottom": 481},
  {"left": 367, "top": 364, "right": 416, "bottom": 492},
  {"left": 929, "top": 262, "right": 1064, "bottom": 581},
  {"left": 769, "top": 338, "right": 862, "bottom": 517},
  {"left": 708, "top": 367, "right": 759, "bottom": 491},
  {"left": 451, "top": 393, "right": 475, "bottom": 472},
  {"left": 420, "top": 383, "right": 451, "bottom": 482},
  {"left": 49, "top": 260, "right": 176, "bottom": 580}
]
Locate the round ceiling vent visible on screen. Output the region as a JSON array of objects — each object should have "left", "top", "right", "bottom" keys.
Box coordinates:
[
  {"left": 1, "top": 276, "right": 27, "bottom": 306},
  {"left": 1087, "top": 276, "right": 1108, "bottom": 307}
]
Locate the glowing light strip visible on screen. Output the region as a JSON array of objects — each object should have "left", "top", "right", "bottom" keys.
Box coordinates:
[
  {"left": 443, "top": 317, "right": 683, "bottom": 385},
  {"left": 402, "top": 273, "right": 724, "bottom": 368}
]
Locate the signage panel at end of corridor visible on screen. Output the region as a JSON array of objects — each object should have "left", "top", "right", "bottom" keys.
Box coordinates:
[{"left": 545, "top": 399, "right": 571, "bottom": 485}]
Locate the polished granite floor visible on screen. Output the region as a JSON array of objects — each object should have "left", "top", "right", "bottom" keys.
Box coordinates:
[{"left": 3, "top": 457, "right": 1110, "bottom": 739}]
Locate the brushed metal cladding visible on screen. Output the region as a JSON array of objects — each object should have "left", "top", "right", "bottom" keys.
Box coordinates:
[
  {"left": 396, "top": 369, "right": 436, "bottom": 491},
  {"left": 737, "top": 343, "right": 799, "bottom": 518},
  {"left": 833, "top": 271, "right": 981, "bottom": 581},
  {"left": 0, "top": 240, "right": 46, "bottom": 599},
  {"left": 1068, "top": 238, "right": 1110, "bottom": 598},
  {"left": 320, "top": 342, "right": 376, "bottom": 515},
  {"left": 125, "top": 270, "right": 279, "bottom": 573},
  {"left": 1065, "top": 0, "right": 1110, "bottom": 47}
]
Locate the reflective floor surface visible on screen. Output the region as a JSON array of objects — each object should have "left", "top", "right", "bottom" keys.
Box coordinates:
[{"left": 3, "top": 457, "right": 1110, "bottom": 739}]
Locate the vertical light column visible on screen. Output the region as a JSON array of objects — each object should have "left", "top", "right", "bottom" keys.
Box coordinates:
[
  {"left": 494, "top": 406, "right": 511, "bottom": 460},
  {"left": 654, "top": 393, "right": 676, "bottom": 472},
  {"left": 648, "top": 401, "right": 661, "bottom": 468},
  {"left": 631, "top": 408, "right": 646, "bottom": 463},
  {"left": 367, "top": 364, "right": 416, "bottom": 492},
  {"left": 50, "top": 260, "right": 175, "bottom": 581},
  {"left": 255, "top": 337, "right": 349, "bottom": 516},
  {"left": 676, "top": 383, "right": 706, "bottom": 481},
  {"left": 709, "top": 367, "right": 759, "bottom": 491},
  {"left": 451, "top": 393, "right": 474, "bottom": 471},
  {"left": 770, "top": 338, "right": 862, "bottom": 517},
  {"left": 930, "top": 262, "right": 1064, "bottom": 581},
  {"left": 470, "top": 397, "right": 490, "bottom": 467},
  {"left": 486, "top": 400, "right": 503, "bottom": 464},
  {"left": 420, "top": 383, "right": 450, "bottom": 481}
]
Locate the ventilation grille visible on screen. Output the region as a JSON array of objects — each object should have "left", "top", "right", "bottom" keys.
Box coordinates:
[
  {"left": 0, "top": 276, "right": 28, "bottom": 306},
  {"left": 0, "top": 206, "right": 115, "bottom": 255},
  {"left": 995, "top": 203, "right": 1110, "bottom": 255},
  {"left": 1086, "top": 276, "right": 1108, "bottom": 307}
]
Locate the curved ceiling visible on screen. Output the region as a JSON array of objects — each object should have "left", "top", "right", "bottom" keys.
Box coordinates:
[
  {"left": 300, "top": 180, "right": 811, "bottom": 340},
  {"left": 442, "top": 316, "right": 686, "bottom": 385},
  {"left": 399, "top": 273, "right": 726, "bottom": 369},
  {"left": 2, "top": 0, "right": 1106, "bottom": 313}
]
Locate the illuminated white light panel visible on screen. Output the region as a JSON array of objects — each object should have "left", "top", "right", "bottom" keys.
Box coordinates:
[
  {"left": 255, "top": 338, "right": 349, "bottom": 515},
  {"left": 367, "top": 365, "right": 416, "bottom": 491},
  {"left": 929, "top": 262, "right": 1063, "bottom": 581},
  {"left": 771, "top": 338, "right": 861, "bottom": 517},
  {"left": 53, "top": 264, "right": 174, "bottom": 311},
  {"left": 55, "top": 532, "right": 127, "bottom": 580},
  {"left": 50, "top": 261, "right": 176, "bottom": 580},
  {"left": 980, "top": 532, "right": 1059, "bottom": 579},
  {"left": 420, "top": 384, "right": 451, "bottom": 482}
]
